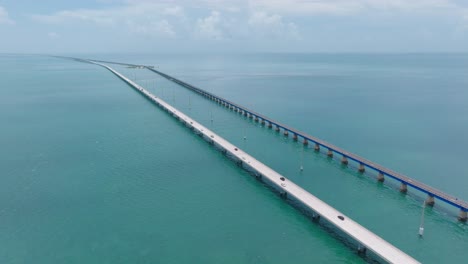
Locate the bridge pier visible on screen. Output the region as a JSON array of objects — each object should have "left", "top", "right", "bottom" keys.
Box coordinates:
[
  {"left": 314, "top": 143, "right": 320, "bottom": 151},
  {"left": 275, "top": 126, "right": 280, "bottom": 132},
  {"left": 358, "top": 163, "right": 365, "bottom": 173},
  {"left": 283, "top": 130, "right": 289, "bottom": 136},
  {"left": 243, "top": 111, "right": 247, "bottom": 117},
  {"left": 249, "top": 114, "right": 253, "bottom": 119},
  {"left": 255, "top": 117, "right": 259, "bottom": 122},
  {"left": 358, "top": 245, "right": 367, "bottom": 255},
  {"left": 327, "top": 149, "right": 333, "bottom": 158},
  {"left": 280, "top": 191, "right": 287, "bottom": 199},
  {"left": 399, "top": 183, "right": 408, "bottom": 193},
  {"left": 312, "top": 213, "right": 320, "bottom": 222},
  {"left": 341, "top": 156, "right": 348, "bottom": 165},
  {"left": 425, "top": 195, "right": 435, "bottom": 206},
  {"left": 459, "top": 210, "right": 467, "bottom": 222},
  {"left": 293, "top": 134, "right": 298, "bottom": 141},
  {"left": 261, "top": 120, "right": 265, "bottom": 126},
  {"left": 377, "top": 172, "right": 385, "bottom": 182},
  {"left": 268, "top": 122, "right": 273, "bottom": 129},
  {"left": 303, "top": 139, "right": 309, "bottom": 146}
]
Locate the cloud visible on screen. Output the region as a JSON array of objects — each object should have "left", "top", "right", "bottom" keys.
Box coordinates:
[
  {"left": 31, "top": 8, "right": 116, "bottom": 25},
  {"left": 31, "top": 2, "right": 186, "bottom": 38},
  {"left": 127, "top": 19, "right": 176, "bottom": 37},
  {"left": 163, "top": 6, "right": 185, "bottom": 17},
  {"left": 0, "top": 6, "right": 14, "bottom": 25},
  {"left": 31, "top": 2, "right": 185, "bottom": 25},
  {"left": 462, "top": 9, "right": 468, "bottom": 29},
  {"left": 48, "top": 32, "right": 59, "bottom": 39},
  {"left": 195, "top": 11, "right": 223, "bottom": 40},
  {"left": 248, "top": 11, "right": 300, "bottom": 39},
  {"left": 248, "top": 0, "right": 457, "bottom": 15}
]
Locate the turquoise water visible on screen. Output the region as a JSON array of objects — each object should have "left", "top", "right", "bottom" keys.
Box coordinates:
[{"left": 1, "top": 54, "right": 467, "bottom": 263}]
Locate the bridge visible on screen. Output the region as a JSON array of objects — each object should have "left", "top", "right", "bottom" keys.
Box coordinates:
[
  {"left": 70, "top": 57, "right": 468, "bottom": 222},
  {"left": 83, "top": 59, "right": 420, "bottom": 263}
]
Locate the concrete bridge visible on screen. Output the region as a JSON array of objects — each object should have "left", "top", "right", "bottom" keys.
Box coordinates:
[
  {"left": 146, "top": 64, "right": 468, "bottom": 222},
  {"left": 83, "top": 59, "right": 420, "bottom": 264},
  {"left": 72, "top": 57, "right": 467, "bottom": 222}
]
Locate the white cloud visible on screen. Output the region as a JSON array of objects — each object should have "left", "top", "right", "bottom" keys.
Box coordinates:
[
  {"left": 248, "top": 11, "right": 300, "bottom": 39},
  {"left": 195, "top": 11, "right": 223, "bottom": 40},
  {"left": 48, "top": 32, "right": 59, "bottom": 39},
  {"left": 248, "top": 0, "right": 457, "bottom": 15},
  {"left": 31, "top": 2, "right": 184, "bottom": 25},
  {"left": 163, "top": 6, "right": 185, "bottom": 17},
  {"left": 127, "top": 19, "right": 176, "bottom": 37},
  {"left": 0, "top": 6, "right": 14, "bottom": 25},
  {"left": 32, "top": 8, "right": 116, "bottom": 25},
  {"left": 31, "top": 2, "right": 186, "bottom": 38},
  {"left": 462, "top": 9, "right": 468, "bottom": 29}
]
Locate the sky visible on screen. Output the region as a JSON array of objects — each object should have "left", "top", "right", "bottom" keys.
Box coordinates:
[{"left": 1, "top": 0, "right": 468, "bottom": 53}]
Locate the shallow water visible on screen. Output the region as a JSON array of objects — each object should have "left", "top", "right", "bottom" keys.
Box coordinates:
[{"left": 1, "top": 53, "right": 467, "bottom": 263}]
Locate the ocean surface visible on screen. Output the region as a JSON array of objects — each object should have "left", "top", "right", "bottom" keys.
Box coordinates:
[{"left": 1, "top": 53, "right": 467, "bottom": 263}]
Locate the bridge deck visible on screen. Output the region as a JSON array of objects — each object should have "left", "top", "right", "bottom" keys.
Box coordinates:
[
  {"left": 84, "top": 58, "right": 468, "bottom": 212},
  {"left": 89, "top": 60, "right": 420, "bottom": 264},
  {"left": 145, "top": 68, "right": 468, "bottom": 212}
]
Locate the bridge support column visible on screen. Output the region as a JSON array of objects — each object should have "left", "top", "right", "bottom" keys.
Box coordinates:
[
  {"left": 358, "top": 245, "right": 367, "bottom": 255},
  {"left": 314, "top": 143, "right": 320, "bottom": 151},
  {"left": 275, "top": 126, "right": 280, "bottom": 132},
  {"left": 400, "top": 183, "right": 408, "bottom": 193},
  {"left": 458, "top": 210, "right": 467, "bottom": 222},
  {"left": 293, "top": 134, "right": 298, "bottom": 141},
  {"left": 283, "top": 130, "right": 289, "bottom": 136},
  {"left": 303, "top": 139, "right": 309, "bottom": 146},
  {"left": 280, "top": 191, "right": 287, "bottom": 199},
  {"left": 327, "top": 149, "right": 333, "bottom": 158},
  {"left": 312, "top": 213, "right": 320, "bottom": 222},
  {"left": 268, "top": 122, "right": 273, "bottom": 129},
  {"left": 425, "top": 195, "right": 435, "bottom": 206},
  {"left": 358, "top": 163, "right": 365, "bottom": 173},
  {"left": 377, "top": 172, "right": 385, "bottom": 182},
  {"left": 341, "top": 156, "right": 348, "bottom": 165},
  {"left": 255, "top": 117, "right": 259, "bottom": 122},
  {"left": 249, "top": 114, "right": 253, "bottom": 119},
  {"left": 261, "top": 120, "right": 265, "bottom": 126},
  {"left": 243, "top": 111, "right": 247, "bottom": 117}
]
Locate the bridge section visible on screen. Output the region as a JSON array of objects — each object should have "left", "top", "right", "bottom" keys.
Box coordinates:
[
  {"left": 86, "top": 60, "right": 420, "bottom": 264},
  {"left": 76, "top": 57, "right": 467, "bottom": 222},
  {"left": 144, "top": 66, "right": 468, "bottom": 221}
]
